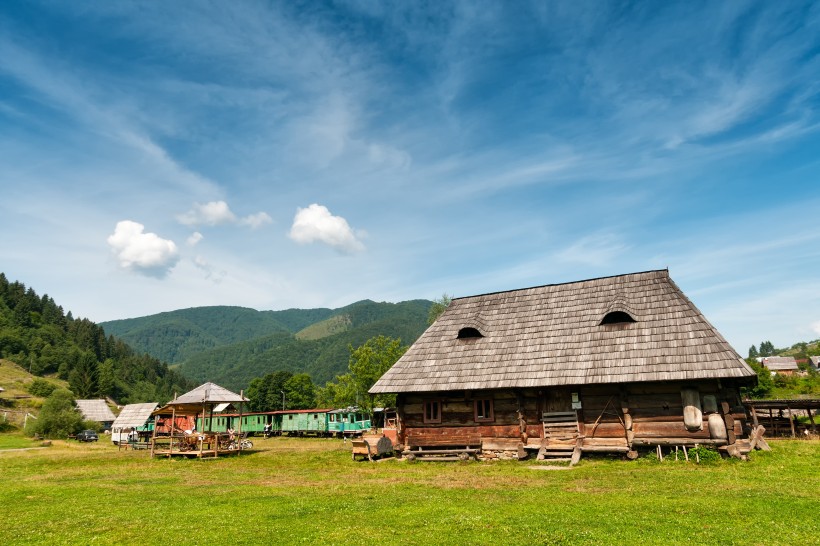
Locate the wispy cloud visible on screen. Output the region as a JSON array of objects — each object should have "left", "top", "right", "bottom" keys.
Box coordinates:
[
  {"left": 239, "top": 212, "right": 273, "bottom": 230},
  {"left": 177, "top": 201, "right": 271, "bottom": 230},
  {"left": 187, "top": 232, "right": 204, "bottom": 246},
  {"left": 555, "top": 233, "right": 630, "bottom": 267}
]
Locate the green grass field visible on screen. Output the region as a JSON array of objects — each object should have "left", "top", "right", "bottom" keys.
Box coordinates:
[{"left": 1, "top": 436, "right": 818, "bottom": 545}]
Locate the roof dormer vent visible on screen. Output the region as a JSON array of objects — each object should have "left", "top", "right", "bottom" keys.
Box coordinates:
[
  {"left": 600, "top": 311, "right": 636, "bottom": 325},
  {"left": 457, "top": 327, "right": 483, "bottom": 339}
]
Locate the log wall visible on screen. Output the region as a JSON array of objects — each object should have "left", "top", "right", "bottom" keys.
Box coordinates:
[{"left": 396, "top": 380, "right": 750, "bottom": 455}]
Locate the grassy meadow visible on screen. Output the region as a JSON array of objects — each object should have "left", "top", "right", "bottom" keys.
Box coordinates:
[{"left": 1, "top": 435, "right": 818, "bottom": 545}]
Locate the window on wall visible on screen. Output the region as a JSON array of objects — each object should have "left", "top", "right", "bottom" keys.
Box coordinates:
[
  {"left": 474, "top": 399, "right": 494, "bottom": 422},
  {"left": 423, "top": 400, "right": 442, "bottom": 424}
]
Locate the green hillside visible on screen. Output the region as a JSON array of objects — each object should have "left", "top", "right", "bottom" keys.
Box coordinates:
[
  {"left": 296, "top": 315, "right": 352, "bottom": 340},
  {"left": 101, "top": 306, "right": 295, "bottom": 363},
  {"left": 173, "top": 299, "right": 432, "bottom": 391},
  {"left": 0, "top": 273, "right": 190, "bottom": 405}
]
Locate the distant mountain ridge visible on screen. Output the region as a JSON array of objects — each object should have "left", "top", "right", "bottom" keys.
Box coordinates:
[{"left": 101, "top": 299, "right": 433, "bottom": 391}]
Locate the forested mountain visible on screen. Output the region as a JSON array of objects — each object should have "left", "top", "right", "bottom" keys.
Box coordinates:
[
  {"left": 104, "top": 299, "right": 433, "bottom": 391},
  {"left": 101, "top": 306, "right": 301, "bottom": 363},
  {"left": 0, "top": 273, "right": 190, "bottom": 404}
]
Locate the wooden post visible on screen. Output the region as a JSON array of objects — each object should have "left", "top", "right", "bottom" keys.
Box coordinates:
[
  {"left": 238, "top": 390, "right": 244, "bottom": 455},
  {"left": 683, "top": 445, "right": 689, "bottom": 462},
  {"left": 808, "top": 408, "right": 816, "bottom": 434},
  {"left": 787, "top": 404, "right": 796, "bottom": 438},
  {"left": 719, "top": 400, "right": 736, "bottom": 445},
  {"left": 150, "top": 416, "right": 158, "bottom": 458},
  {"left": 169, "top": 406, "right": 177, "bottom": 458},
  {"left": 516, "top": 390, "right": 526, "bottom": 438}
]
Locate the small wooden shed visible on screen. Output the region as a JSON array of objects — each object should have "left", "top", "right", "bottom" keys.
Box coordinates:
[
  {"left": 110, "top": 402, "right": 157, "bottom": 445},
  {"left": 370, "top": 270, "right": 759, "bottom": 462}
]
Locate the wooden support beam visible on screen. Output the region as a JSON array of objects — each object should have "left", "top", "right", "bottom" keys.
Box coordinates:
[{"left": 787, "top": 405, "right": 796, "bottom": 438}]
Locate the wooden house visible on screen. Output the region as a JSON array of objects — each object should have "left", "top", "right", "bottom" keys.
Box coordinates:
[
  {"left": 760, "top": 356, "right": 799, "bottom": 375},
  {"left": 75, "top": 399, "right": 116, "bottom": 431},
  {"left": 370, "top": 270, "right": 760, "bottom": 462}
]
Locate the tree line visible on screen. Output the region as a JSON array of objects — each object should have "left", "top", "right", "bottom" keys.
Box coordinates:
[
  {"left": 244, "top": 335, "right": 407, "bottom": 416},
  {"left": 0, "top": 273, "right": 190, "bottom": 404},
  {"left": 243, "top": 296, "right": 452, "bottom": 415}
]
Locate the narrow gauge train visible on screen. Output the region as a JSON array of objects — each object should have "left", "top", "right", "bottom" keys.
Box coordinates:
[{"left": 196, "top": 407, "right": 371, "bottom": 437}]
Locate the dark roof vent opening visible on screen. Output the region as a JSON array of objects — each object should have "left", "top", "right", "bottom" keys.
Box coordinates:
[
  {"left": 457, "top": 327, "right": 483, "bottom": 339},
  {"left": 600, "top": 311, "right": 636, "bottom": 326}
]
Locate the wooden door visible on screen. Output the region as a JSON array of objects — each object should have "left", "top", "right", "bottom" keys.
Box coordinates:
[{"left": 544, "top": 389, "right": 572, "bottom": 413}]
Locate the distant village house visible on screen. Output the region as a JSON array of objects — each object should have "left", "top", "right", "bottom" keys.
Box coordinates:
[
  {"left": 760, "top": 356, "right": 799, "bottom": 375},
  {"left": 75, "top": 399, "right": 116, "bottom": 430}
]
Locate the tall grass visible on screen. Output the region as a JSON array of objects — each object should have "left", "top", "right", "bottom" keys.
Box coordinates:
[{"left": 1, "top": 436, "right": 817, "bottom": 545}]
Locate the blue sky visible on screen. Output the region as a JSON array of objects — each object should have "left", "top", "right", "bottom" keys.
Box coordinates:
[{"left": 1, "top": 1, "right": 819, "bottom": 354}]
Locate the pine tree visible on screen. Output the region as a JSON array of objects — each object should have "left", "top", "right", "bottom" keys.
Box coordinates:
[{"left": 68, "top": 353, "right": 99, "bottom": 398}]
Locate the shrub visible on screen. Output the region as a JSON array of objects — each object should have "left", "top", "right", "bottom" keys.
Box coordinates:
[
  {"left": 688, "top": 445, "right": 721, "bottom": 464},
  {"left": 27, "top": 378, "right": 57, "bottom": 398},
  {"left": 638, "top": 445, "right": 721, "bottom": 464},
  {"left": 25, "top": 388, "right": 83, "bottom": 439},
  {"left": 0, "top": 420, "right": 18, "bottom": 433}
]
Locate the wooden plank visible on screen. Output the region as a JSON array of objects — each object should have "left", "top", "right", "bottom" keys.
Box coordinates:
[
  {"left": 632, "top": 438, "right": 728, "bottom": 447},
  {"left": 481, "top": 438, "right": 523, "bottom": 451},
  {"left": 404, "top": 448, "right": 480, "bottom": 455}
]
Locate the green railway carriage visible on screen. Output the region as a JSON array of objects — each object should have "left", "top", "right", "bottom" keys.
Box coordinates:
[
  {"left": 279, "top": 409, "right": 333, "bottom": 436},
  {"left": 197, "top": 412, "right": 283, "bottom": 436},
  {"left": 328, "top": 408, "right": 371, "bottom": 436},
  {"left": 193, "top": 407, "right": 372, "bottom": 437}
]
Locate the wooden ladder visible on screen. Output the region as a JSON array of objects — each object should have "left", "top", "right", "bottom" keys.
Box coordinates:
[{"left": 538, "top": 411, "right": 583, "bottom": 466}]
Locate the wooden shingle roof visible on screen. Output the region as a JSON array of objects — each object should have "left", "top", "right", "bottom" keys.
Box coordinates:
[
  {"left": 370, "top": 270, "right": 755, "bottom": 394},
  {"left": 171, "top": 382, "right": 248, "bottom": 405},
  {"left": 761, "top": 356, "right": 799, "bottom": 371},
  {"left": 75, "top": 399, "right": 117, "bottom": 422},
  {"left": 111, "top": 403, "right": 158, "bottom": 429}
]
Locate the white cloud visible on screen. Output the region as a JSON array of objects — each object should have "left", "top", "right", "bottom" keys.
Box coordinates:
[
  {"left": 288, "top": 203, "right": 365, "bottom": 254},
  {"left": 239, "top": 212, "right": 273, "bottom": 229},
  {"left": 178, "top": 201, "right": 272, "bottom": 230},
  {"left": 811, "top": 321, "right": 820, "bottom": 337},
  {"left": 107, "top": 220, "right": 179, "bottom": 277},
  {"left": 177, "top": 200, "right": 237, "bottom": 226},
  {"left": 187, "top": 232, "right": 204, "bottom": 246}
]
